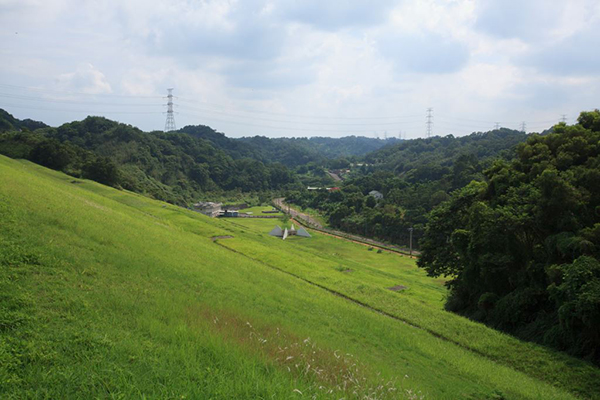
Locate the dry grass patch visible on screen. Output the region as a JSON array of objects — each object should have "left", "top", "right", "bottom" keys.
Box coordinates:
[{"left": 184, "top": 305, "right": 423, "bottom": 400}]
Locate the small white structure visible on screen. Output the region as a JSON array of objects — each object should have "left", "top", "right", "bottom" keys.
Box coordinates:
[
  {"left": 268, "top": 224, "right": 312, "bottom": 240},
  {"left": 369, "top": 190, "right": 384, "bottom": 200}
]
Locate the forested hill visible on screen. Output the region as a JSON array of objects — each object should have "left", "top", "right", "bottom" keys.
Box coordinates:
[
  {"left": 286, "top": 128, "right": 533, "bottom": 248},
  {"left": 0, "top": 108, "right": 48, "bottom": 132},
  {"left": 179, "top": 124, "right": 398, "bottom": 167},
  {"left": 418, "top": 110, "right": 600, "bottom": 363},
  {"left": 0, "top": 111, "right": 299, "bottom": 205},
  {"left": 365, "top": 128, "right": 528, "bottom": 175}
]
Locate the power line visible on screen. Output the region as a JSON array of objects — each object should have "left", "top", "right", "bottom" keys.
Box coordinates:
[
  {"left": 0, "top": 89, "right": 422, "bottom": 127},
  {"left": 0, "top": 103, "right": 158, "bottom": 114},
  {"left": 436, "top": 115, "right": 559, "bottom": 126},
  {"left": 1, "top": 102, "right": 414, "bottom": 133},
  {"left": 0, "top": 82, "right": 562, "bottom": 136},
  {"left": 0, "top": 82, "right": 561, "bottom": 128},
  {"left": 0, "top": 82, "right": 426, "bottom": 123},
  {"left": 176, "top": 104, "right": 421, "bottom": 126},
  {"left": 178, "top": 96, "right": 422, "bottom": 121},
  {"left": 0, "top": 83, "right": 162, "bottom": 99},
  {"left": 0, "top": 92, "right": 161, "bottom": 107},
  {"left": 176, "top": 112, "right": 414, "bottom": 134}
]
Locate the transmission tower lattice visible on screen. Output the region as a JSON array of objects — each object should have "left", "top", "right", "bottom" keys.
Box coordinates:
[
  {"left": 426, "top": 108, "right": 433, "bottom": 138},
  {"left": 560, "top": 114, "right": 567, "bottom": 123},
  {"left": 520, "top": 121, "right": 526, "bottom": 133},
  {"left": 164, "top": 88, "right": 176, "bottom": 132}
]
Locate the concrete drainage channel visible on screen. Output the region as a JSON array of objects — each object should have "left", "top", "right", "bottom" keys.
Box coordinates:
[{"left": 211, "top": 235, "right": 234, "bottom": 241}]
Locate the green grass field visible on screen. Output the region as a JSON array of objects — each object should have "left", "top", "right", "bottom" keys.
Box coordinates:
[{"left": 1, "top": 155, "right": 599, "bottom": 399}]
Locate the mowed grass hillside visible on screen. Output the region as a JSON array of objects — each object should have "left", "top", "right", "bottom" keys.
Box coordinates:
[
  {"left": 220, "top": 218, "right": 600, "bottom": 398},
  {"left": 0, "top": 155, "right": 598, "bottom": 399}
]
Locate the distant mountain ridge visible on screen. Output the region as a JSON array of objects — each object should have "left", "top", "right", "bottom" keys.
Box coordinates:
[{"left": 178, "top": 124, "right": 399, "bottom": 167}]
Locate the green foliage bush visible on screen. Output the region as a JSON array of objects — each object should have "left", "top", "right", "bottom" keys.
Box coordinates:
[{"left": 82, "top": 157, "right": 120, "bottom": 187}]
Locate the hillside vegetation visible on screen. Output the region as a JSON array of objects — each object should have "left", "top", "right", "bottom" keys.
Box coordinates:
[
  {"left": 0, "top": 109, "right": 398, "bottom": 206},
  {"left": 1, "top": 156, "right": 599, "bottom": 399},
  {"left": 286, "top": 128, "right": 530, "bottom": 247},
  {"left": 0, "top": 108, "right": 48, "bottom": 132},
  {"left": 419, "top": 110, "right": 600, "bottom": 363},
  {"left": 0, "top": 112, "right": 299, "bottom": 205},
  {"left": 180, "top": 124, "right": 398, "bottom": 167}
]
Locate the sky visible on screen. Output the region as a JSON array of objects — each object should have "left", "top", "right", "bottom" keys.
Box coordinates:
[{"left": 0, "top": 0, "right": 599, "bottom": 139}]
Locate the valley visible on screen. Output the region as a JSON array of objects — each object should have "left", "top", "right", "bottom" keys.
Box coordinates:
[{"left": 1, "top": 155, "right": 598, "bottom": 399}]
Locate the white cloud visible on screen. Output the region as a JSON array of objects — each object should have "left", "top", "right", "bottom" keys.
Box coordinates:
[
  {"left": 276, "top": 0, "right": 395, "bottom": 30},
  {"left": 55, "top": 64, "right": 112, "bottom": 94}
]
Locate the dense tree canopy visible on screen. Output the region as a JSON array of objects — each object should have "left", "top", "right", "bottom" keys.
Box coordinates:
[
  {"left": 287, "top": 129, "right": 524, "bottom": 247},
  {"left": 418, "top": 110, "right": 600, "bottom": 362},
  {"left": 0, "top": 112, "right": 299, "bottom": 204},
  {"left": 0, "top": 109, "right": 48, "bottom": 133},
  {"left": 180, "top": 124, "right": 398, "bottom": 167}
]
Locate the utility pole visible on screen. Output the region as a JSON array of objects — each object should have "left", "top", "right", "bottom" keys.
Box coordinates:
[
  {"left": 520, "top": 121, "right": 526, "bottom": 133},
  {"left": 164, "top": 88, "right": 176, "bottom": 132},
  {"left": 494, "top": 122, "right": 500, "bottom": 130},
  {"left": 408, "top": 227, "right": 413, "bottom": 257},
  {"left": 426, "top": 108, "right": 433, "bottom": 138},
  {"left": 560, "top": 114, "right": 567, "bottom": 124}
]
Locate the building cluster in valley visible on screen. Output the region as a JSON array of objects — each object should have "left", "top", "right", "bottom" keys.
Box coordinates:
[{"left": 193, "top": 201, "right": 226, "bottom": 218}]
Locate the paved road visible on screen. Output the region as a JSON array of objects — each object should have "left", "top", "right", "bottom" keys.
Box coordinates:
[{"left": 272, "top": 198, "right": 323, "bottom": 228}]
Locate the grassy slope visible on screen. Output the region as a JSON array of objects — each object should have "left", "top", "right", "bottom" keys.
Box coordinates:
[
  {"left": 0, "top": 156, "right": 597, "bottom": 399},
  {"left": 221, "top": 219, "right": 600, "bottom": 398}
]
